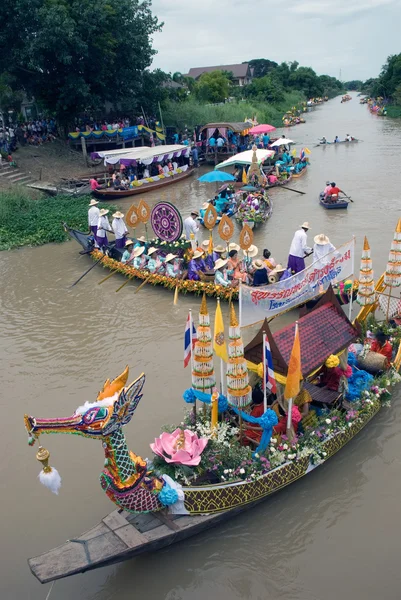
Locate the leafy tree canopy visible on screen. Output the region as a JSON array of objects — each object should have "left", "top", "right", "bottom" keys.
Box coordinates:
[{"left": 194, "top": 71, "right": 230, "bottom": 104}]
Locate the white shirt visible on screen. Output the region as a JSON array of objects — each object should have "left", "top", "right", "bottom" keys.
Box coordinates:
[
  {"left": 97, "top": 215, "right": 111, "bottom": 239},
  {"left": 143, "top": 168, "right": 150, "bottom": 179},
  {"left": 112, "top": 217, "right": 128, "bottom": 239},
  {"left": 88, "top": 206, "right": 100, "bottom": 227},
  {"left": 313, "top": 242, "right": 336, "bottom": 264},
  {"left": 163, "top": 165, "right": 169, "bottom": 174},
  {"left": 216, "top": 137, "right": 224, "bottom": 147},
  {"left": 289, "top": 229, "right": 312, "bottom": 258},
  {"left": 184, "top": 216, "right": 199, "bottom": 240}
]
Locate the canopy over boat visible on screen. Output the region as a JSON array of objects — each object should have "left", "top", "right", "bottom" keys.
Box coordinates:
[
  {"left": 200, "top": 122, "right": 253, "bottom": 135},
  {"left": 271, "top": 137, "right": 294, "bottom": 147},
  {"left": 90, "top": 144, "right": 190, "bottom": 166},
  {"left": 215, "top": 148, "right": 275, "bottom": 170}
]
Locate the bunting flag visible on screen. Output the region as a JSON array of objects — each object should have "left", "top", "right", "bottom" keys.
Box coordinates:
[
  {"left": 264, "top": 338, "right": 277, "bottom": 394},
  {"left": 184, "top": 312, "right": 197, "bottom": 368},
  {"left": 284, "top": 322, "right": 302, "bottom": 400},
  {"left": 213, "top": 299, "right": 228, "bottom": 362}
]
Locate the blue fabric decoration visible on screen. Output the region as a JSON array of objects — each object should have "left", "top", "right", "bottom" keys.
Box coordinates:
[
  {"left": 183, "top": 388, "right": 228, "bottom": 413},
  {"left": 159, "top": 484, "right": 179, "bottom": 507},
  {"left": 231, "top": 406, "right": 278, "bottom": 457},
  {"left": 348, "top": 352, "right": 357, "bottom": 368},
  {"left": 345, "top": 369, "right": 374, "bottom": 402}
]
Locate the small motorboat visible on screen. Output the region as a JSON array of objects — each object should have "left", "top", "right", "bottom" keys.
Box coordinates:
[{"left": 319, "top": 192, "right": 349, "bottom": 209}]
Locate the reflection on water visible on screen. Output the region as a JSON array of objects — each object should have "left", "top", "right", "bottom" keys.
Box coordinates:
[{"left": 2, "top": 94, "right": 401, "bottom": 599}]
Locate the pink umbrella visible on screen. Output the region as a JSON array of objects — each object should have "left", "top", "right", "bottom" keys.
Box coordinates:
[{"left": 249, "top": 124, "right": 276, "bottom": 135}]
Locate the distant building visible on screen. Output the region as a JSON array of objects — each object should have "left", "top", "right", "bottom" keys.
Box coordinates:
[{"left": 186, "top": 63, "right": 253, "bottom": 87}]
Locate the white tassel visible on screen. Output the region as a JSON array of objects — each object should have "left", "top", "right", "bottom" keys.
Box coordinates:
[{"left": 38, "top": 467, "right": 62, "bottom": 495}]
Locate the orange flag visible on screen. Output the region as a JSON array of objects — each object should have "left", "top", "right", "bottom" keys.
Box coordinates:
[{"left": 284, "top": 322, "right": 302, "bottom": 400}]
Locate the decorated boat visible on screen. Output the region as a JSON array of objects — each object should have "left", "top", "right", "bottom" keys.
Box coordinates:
[
  {"left": 319, "top": 192, "right": 349, "bottom": 210},
  {"left": 90, "top": 145, "right": 194, "bottom": 199},
  {"left": 24, "top": 263, "right": 401, "bottom": 582},
  {"left": 235, "top": 188, "right": 272, "bottom": 228},
  {"left": 200, "top": 122, "right": 253, "bottom": 165},
  {"left": 341, "top": 94, "right": 352, "bottom": 102},
  {"left": 315, "top": 138, "right": 359, "bottom": 147}
]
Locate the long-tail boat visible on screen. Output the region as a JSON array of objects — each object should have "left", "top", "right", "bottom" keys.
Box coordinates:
[{"left": 24, "top": 280, "right": 401, "bottom": 583}]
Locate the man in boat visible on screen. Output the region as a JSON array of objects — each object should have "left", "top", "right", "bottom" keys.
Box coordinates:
[
  {"left": 325, "top": 182, "right": 345, "bottom": 203},
  {"left": 287, "top": 222, "right": 312, "bottom": 274},
  {"left": 333, "top": 135, "right": 340, "bottom": 143},
  {"left": 88, "top": 199, "right": 100, "bottom": 243},
  {"left": 188, "top": 249, "right": 206, "bottom": 280},
  {"left": 345, "top": 134, "right": 352, "bottom": 142},
  {"left": 201, "top": 240, "right": 220, "bottom": 269},
  {"left": 191, "top": 144, "right": 199, "bottom": 168},
  {"left": 184, "top": 210, "right": 200, "bottom": 242},
  {"left": 133, "top": 246, "right": 147, "bottom": 269},
  {"left": 121, "top": 240, "right": 135, "bottom": 264},
  {"left": 252, "top": 260, "right": 269, "bottom": 286},
  {"left": 320, "top": 137, "right": 327, "bottom": 145},
  {"left": 113, "top": 174, "right": 125, "bottom": 190},
  {"left": 90, "top": 177, "right": 102, "bottom": 191},
  {"left": 134, "top": 235, "right": 147, "bottom": 250},
  {"left": 369, "top": 331, "right": 393, "bottom": 365},
  {"left": 97, "top": 208, "right": 113, "bottom": 251},
  {"left": 313, "top": 234, "right": 336, "bottom": 265},
  {"left": 111, "top": 211, "right": 128, "bottom": 249},
  {"left": 146, "top": 247, "right": 165, "bottom": 274},
  {"left": 323, "top": 181, "right": 332, "bottom": 196},
  {"left": 214, "top": 258, "right": 231, "bottom": 287}
]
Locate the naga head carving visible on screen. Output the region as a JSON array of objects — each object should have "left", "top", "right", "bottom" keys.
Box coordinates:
[{"left": 24, "top": 367, "right": 145, "bottom": 443}]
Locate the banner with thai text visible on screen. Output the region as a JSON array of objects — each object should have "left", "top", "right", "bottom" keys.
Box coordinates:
[{"left": 240, "top": 239, "right": 355, "bottom": 327}]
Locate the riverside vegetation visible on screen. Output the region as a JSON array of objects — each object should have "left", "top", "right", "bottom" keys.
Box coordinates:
[{"left": 0, "top": 190, "right": 116, "bottom": 250}]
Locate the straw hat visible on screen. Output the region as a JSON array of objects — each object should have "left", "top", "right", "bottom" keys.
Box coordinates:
[
  {"left": 300, "top": 221, "right": 310, "bottom": 229},
  {"left": 125, "top": 239, "right": 134, "bottom": 247},
  {"left": 201, "top": 240, "right": 211, "bottom": 249},
  {"left": 136, "top": 236, "right": 146, "bottom": 242},
  {"left": 99, "top": 208, "right": 109, "bottom": 216},
  {"left": 228, "top": 242, "right": 240, "bottom": 252},
  {"left": 213, "top": 245, "right": 225, "bottom": 253},
  {"left": 147, "top": 247, "right": 157, "bottom": 255},
  {"left": 243, "top": 244, "right": 258, "bottom": 258},
  {"left": 193, "top": 249, "right": 204, "bottom": 259},
  {"left": 214, "top": 258, "right": 228, "bottom": 270},
  {"left": 191, "top": 210, "right": 199, "bottom": 217},
  {"left": 201, "top": 202, "right": 210, "bottom": 210},
  {"left": 314, "top": 233, "right": 330, "bottom": 245},
  {"left": 133, "top": 246, "right": 145, "bottom": 258},
  {"left": 165, "top": 253, "right": 178, "bottom": 263},
  {"left": 112, "top": 211, "right": 124, "bottom": 219},
  {"left": 253, "top": 259, "right": 265, "bottom": 270},
  {"left": 89, "top": 199, "right": 99, "bottom": 206}
]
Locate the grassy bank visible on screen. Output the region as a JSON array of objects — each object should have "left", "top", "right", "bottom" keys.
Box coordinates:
[
  {"left": 162, "top": 92, "right": 305, "bottom": 129},
  {"left": 385, "top": 105, "right": 401, "bottom": 118},
  {"left": 0, "top": 190, "right": 115, "bottom": 251}
]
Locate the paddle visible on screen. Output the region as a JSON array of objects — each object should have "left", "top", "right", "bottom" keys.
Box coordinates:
[
  {"left": 134, "top": 274, "right": 152, "bottom": 294},
  {"left": 115, "top": 275, "right": 135, "bottom": 293},
  {"left": 283, "top": 186, "right": 306, "bottom": 195},
  {"left": 69, "top": 255, "right": 105, "bottom": 288},
  {"left": 98, "top": 269, "right": 119, "bottom": 284},
  {"left": 340, "top": 194, "right": 354, "bottom": 203}
]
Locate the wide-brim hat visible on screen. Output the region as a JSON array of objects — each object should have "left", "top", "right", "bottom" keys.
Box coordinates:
[
  {"left": 125, "top": 239, "right": 134, "bottom": 247},
  {"left": 147, "top": 247, "right": 157, "bottom": 255},
  {"left": 136, "top": 236, "right": 146, "bottom": 243},
  {"left": 193, "top": 250, "right": 204, "bottom": 259},
  {"left": 213, "top": 245, "right": 225, "bottom": 253},
  {"left": 243, "top": 244, "right": 258, "bottom": 258},
  {"left": 165, "top": 253, "right": 178, "bottom": 263},
  {"left": 191, "top": 210, "right": 199, "bottom": 217},
  {"left": 228, "top": 242, "right": 240, "bottom": 252},
  {"left": 201, "top": 240, "right": 211, "bottom": 249},
  {"left": 253, "top": 259, "right": 265, "bottom": 270},
  {"left": 112, "top": 211, "right": 124, "bottom": 219},
  {"left": 214, "top": 258, "right": 228, "bottom": 270},
  {"left": 89, "top": 199, "right": 99, "bottom": 206},
  {"left": 99, "top": 208, "right": 109, "bottom": 216},
  {"left": 300, "top": 221, "right": 310, "bottom": 229},
  {"left": 133, "top": 246, "right": 145, "bottom": 258},
  {"left": 314, "top": 234, "right": 330, "bottom": 245},
  {"left": 201, "top": 202, "right": 210, "bottom": 210}
]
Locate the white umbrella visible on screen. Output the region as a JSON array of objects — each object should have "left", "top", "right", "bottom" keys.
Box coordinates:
[
  {"left": 214, "top": 149, "right": 275, "bottom": 170},
  {"left": 271, "top": 137, "right": 294, "bottom": 147}
]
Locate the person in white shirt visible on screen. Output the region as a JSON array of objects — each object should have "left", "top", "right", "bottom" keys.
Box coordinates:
[
  {"left": 172, "top": 161, "right": 178, "bottom": 172},
  {"left": 184, "top": 211, "right": 200, "bottom": 242},
  {"left": 163, "top": 164, "right": 169, "bottom": 175},
  {"left": 111, "top": 211, "right": 128, "bottom": 249},
  {"left": 88, "top": 199, "right": 100, "bottom": 246},
  {"left": 313, "top": 234, "right": 336, "bottom": 266},
  {"left": 142, "top": 167, "right": 150, "bottom": 179},
  {"left": 287, "top": 222, "right": 312, "bottom": 274},
  {"left": 216, "top": 136, "right": 225, "bottom": 148},
  {"left": 97, "top": 208, "right": 112, "bottom": 251}
]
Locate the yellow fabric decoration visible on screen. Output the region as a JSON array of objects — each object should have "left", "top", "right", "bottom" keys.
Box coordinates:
[
  {"left": 284, "top": 323, "right": 302, "bottom": 400},
  {"left": 325, "top": 354, "right": 340, "bottom": 368}
]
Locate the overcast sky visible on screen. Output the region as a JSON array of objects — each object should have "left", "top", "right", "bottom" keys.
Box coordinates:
[{"left": 150, "top": 0, "right": 401, "bottom": 81}]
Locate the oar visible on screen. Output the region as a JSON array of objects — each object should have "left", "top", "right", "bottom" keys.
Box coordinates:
[
  {"left": 283, "top": 186, "right": 306, "bottom": 195},
  {"left": 340, "top": 194, "right": 354, "bottom": 203},
  {"left": 115, "top": 275, "right": 135, "bottom": 293},
  {"left": 98, "top": 269, "right": 119, "bottom": 284},
  {"left": 134, "top": 274, "right": 152, "bottom": 294},
  {"left": 69, "top": 255, "right": 105, "bottom": 288}
]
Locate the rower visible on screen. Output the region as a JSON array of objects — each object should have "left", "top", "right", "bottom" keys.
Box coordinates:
[
  {"left": 333, "top": 135, "right": 340, "bottom": 143},
  {"left": 325, "top": 182, "right": 345, "bottom": 202},
  {"left": 134, "top": 235, "right": 147, "bottom": 250},
  {"left": 214, "top": 258, "right": 231, "bottom": 287},
  {"left": 146, "top": 247, "right": 164, "bottom": 274},
  {"left": 97, "top": 208, "right": 112, "bottom": 251},
  {"left": 287, "top": 222, "right": 312, "bottom": 274},
  {"left": 111, "top": 211, "right": 128, "bottom": 249},
  {"left": 323, "top": 180, "right": 332, "bottom": 196},
  {"left": 345, "top": 133, "right": 352, "bottom": 142},
  {"left": 188, "top": 249, "right": 206, "bottom": 281},
  {"left": 133, "top": 246, "right": 147, "bottom": 269},
  {"left": 121, "top": 240, "right": 134, "bottom": 264},
  {"left": 88, "top": 199, "right": 100, "bottom": 242},
  {"left": 184, "top": 210, "right": 200, "bottom": 242},
  {"left": 320, "top": 137, "right": 327, "bottom": 144},
  {"left": 165, "top": 253, "right": 182, "bottom": 278}
]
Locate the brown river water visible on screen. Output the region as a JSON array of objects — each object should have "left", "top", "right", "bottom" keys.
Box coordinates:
[{"left": 2, "top": 93, "right": 401, "bottom": 599}]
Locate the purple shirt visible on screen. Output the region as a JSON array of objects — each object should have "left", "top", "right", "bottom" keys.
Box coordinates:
[{"left": 188, "top": 259, "right": 206, "bottom": 280}]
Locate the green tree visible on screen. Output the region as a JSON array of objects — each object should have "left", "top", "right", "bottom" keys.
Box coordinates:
[
  {"left": 247, "top": 59, "right": 278, "bottom": 78},
  {"left": 344, "top": 80, "right": 363, "bottom": 91},
  {"left": 244, "top": 75, "right": 284, "bottom": 103},
  {"left": 194, "top": 71, "right": 230, "bottom": 103},
  {"left": 289, "top": 66, "right": 323, "bottom": 97},
  {"left": 0, "top": 0, "right": 162, "bottom": 127}
]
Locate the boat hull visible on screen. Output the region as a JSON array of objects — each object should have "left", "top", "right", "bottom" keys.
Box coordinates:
[
  {"left": 28, "top": 397, "right": 381, "bottom": 583},
  {"left": 319, "top": 192, "right": 348, "bottom": 209},
  {"left": 292, "top": 166, "right": 308, "bottom": 178},
  {"left": 92, "top": 168, "right": 194, "bottom": 200}
]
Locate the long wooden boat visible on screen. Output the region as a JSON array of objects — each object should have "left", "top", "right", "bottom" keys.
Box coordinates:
[
  {"left": 200, "top": 122, "right": 253, "bottom": 165},
  {"left": 24, "top": 285, "right": 401, "bottom": 583},
  {"left": 93, "top": 167, "right": 194, "bottom": 200},
  {"left": 319, "top": 192, "right": 349, "bottom": 210},
  {"left": 315, "top": 139, "right": 359, "bottom": 147},
  {"left": 291, "top": 165, "right": 308, "bottom": 178}
]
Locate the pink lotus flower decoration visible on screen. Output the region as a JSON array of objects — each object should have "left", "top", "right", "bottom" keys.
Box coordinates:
[{"left": 150, "top": 428, "right": 208, "bottom": 466}]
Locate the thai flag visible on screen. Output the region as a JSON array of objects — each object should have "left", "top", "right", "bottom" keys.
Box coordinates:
[
  {"left": 184, "top": 312, "right": 197, "bottom": 368},
  {"left": 265, "top": 339, "right": 277, "bottom": 394},
  {"left": 300, "top": 148, "right": 305, "bottom": 161}
]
